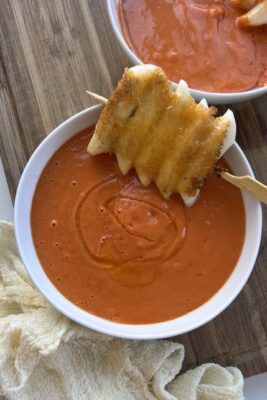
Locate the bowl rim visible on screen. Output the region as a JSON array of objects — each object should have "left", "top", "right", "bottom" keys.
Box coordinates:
[
  {"left": 15, "top": 105, "right": 262, "bottom": 340},
  {"left": 106, "top": 0, "right": 267, "bottom": 102}
]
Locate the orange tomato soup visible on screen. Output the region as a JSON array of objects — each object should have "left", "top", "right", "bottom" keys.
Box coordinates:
[
  {"left": 31, "top": 126, "right": 245, "bottom": 324},
  {"left": 119, "top": 0, "right": 267, "bottom": 93}
]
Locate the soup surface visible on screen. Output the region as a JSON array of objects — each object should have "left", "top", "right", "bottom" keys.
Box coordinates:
[
  {"left": 119, "top": 0, "right": 267, "bottom": 93},
  {"left": 31, "top": 126, "right": 245, "bottom": 324}
]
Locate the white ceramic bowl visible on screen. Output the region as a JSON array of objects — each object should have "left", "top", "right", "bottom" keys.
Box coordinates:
[
  {"left": 15, "top": 105, "right": 262, "bottom": 339},
  {"left": 107, "top": 0, "right": 267, "bottom": 105}
]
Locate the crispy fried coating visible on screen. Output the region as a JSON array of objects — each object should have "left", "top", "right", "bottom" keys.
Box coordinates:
[{"left": 88, "top": 66, "right": 230, "bottom": 198}]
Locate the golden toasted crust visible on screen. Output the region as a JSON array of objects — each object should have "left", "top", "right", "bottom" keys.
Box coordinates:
[{"left": 88, "top": 66, "right": 229, "bottom": 198}]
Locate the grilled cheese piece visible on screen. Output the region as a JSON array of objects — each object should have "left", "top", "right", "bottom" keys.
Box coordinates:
[
  {"left": 88, "top": 65, "right": 236, "bottom": 206},
  {"left": 239, "top": 0, "right": 267, "bottom": 25}
]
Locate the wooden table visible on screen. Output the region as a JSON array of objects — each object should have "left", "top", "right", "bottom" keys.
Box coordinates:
[{"left": 1, "top": 0, "right": 266, "bottom": 378}]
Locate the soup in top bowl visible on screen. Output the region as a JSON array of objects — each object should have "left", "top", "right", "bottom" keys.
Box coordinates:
[
  {"left": 31, "top": 125, "right": 245, "bottom": 324},
  {"left": 118, "top": 0, "right": 267, "bottom": 93}
]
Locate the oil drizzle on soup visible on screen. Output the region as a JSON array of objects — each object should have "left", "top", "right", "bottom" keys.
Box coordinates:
[{"left": 31, "top": 127, "right": 245, "bottom": 324}]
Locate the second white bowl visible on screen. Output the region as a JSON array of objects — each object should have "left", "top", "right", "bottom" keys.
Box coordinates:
[{"left": 107, "top": 0, "right": 267, "bottom": 105}]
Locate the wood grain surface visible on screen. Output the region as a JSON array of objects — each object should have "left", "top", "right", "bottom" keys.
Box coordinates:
[{"left": 0, "top": 0, "right": 266, "bottom": 378}]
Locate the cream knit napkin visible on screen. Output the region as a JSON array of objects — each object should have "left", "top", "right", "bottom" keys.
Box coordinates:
[{"left": 0, "top": 221, "right": 244, "bottom": 400}]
